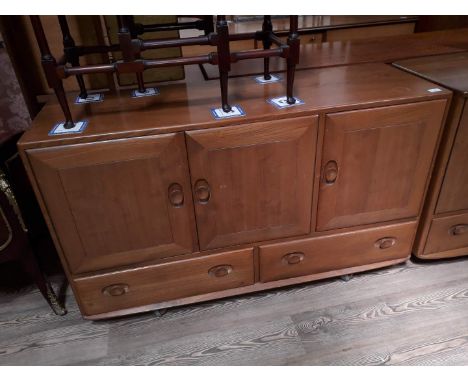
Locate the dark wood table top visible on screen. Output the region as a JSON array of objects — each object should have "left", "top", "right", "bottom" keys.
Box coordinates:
[
  {"left": 179, "top": 16, "right": 418, "bottom": 36},
  {"left": 20, "top": 63, "right": 451, "bottom": 150},
  {"left": 228, "top": 15, "right": 418, "bottom": 35},
  {"left": 200, "top": 28, "right": 468, "bottom": 80},
  {"left": 393, "top": 52, "right": 468, "bottom": 95}
]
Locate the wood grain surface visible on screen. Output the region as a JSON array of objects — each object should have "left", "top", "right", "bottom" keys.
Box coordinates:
[
  {"left": 394, "top": 52, "right": 468, "bottom": 95},
  {"left": 1, "top": 257, "right": 468, "bottom": 365}
]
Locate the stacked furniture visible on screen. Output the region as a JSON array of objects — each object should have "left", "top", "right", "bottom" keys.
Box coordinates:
[
  {"left": 18, "top": 63, "right": 450, "bottom": 319},
  {"left": 29, "top": 15, "right": 301, "bottom": 127},
  {"left": 394, "top": 52, "right": 468, "bottom": 259},
  {"left": 180, "top": 15, "right": 418, "bottom": 54}
]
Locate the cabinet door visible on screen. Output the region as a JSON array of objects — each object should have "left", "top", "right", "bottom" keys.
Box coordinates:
[
  {"left": 28, "top": 133, "right": 197, "bottom": 274},
  {"left": 436, "top": 102, "right": 468, "bottom": 214},
  {"left": 317, "top": 100, "right": 446, "bottom": 231},
  {"left": 186, "top": 116, "right": 318, "bottom": 250}
]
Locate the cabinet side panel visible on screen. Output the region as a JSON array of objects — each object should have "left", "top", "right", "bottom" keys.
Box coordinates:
[{"left": 436, "top": 101, "right": 468, "bottom": 213}]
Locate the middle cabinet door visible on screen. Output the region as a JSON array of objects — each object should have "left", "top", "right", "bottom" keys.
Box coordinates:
[{"left": 186, "top": 116, "right": 318, "bottom": 250}]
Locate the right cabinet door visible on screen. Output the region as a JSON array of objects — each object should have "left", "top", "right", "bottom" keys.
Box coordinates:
[{"left": 316, "top": 100, "right": 446, "bottom": 231}]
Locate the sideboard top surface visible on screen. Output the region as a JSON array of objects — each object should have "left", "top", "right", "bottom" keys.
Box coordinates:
[
  {"left": 393, "top": 52, "right": 468, "bottom": 95},
  {"left": 19, "top": 63, "right": 451, "bottom": 149}
]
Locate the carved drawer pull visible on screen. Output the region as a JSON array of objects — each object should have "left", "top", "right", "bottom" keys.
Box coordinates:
[
  {"left": 282, "top": 252, "right": 305, "bottom": 265},
  {"left": 102, "top": 283, "right": 129, "bottom": 297},
  {"left": 323, "top": 160, "right": 338, "bottom": 184},
  {"left": 375, "top": 237, "right": 397, "bottom": 250},
  {"left": 208, "top": 264, "right": 233, "bottom": 278},
  {"left": 168, "top": 183, "right": 184, "bottom": 207},
  {"left": 449, "top": 224, "right": 468, "bottom": 236},
  {"left": 194, "top": 179, "right": 211, "bottom": 204}
]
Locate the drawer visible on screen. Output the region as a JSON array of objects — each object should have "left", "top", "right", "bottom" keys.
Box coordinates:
[
  {"left": 74, "top": 248, "right": 254, "bottom": 316},
  {"left": 259, "top": 221, "right": 416, "bottom": 283},
  {"left": 425, "top": 212, "right": 468, "bottom": 255}
]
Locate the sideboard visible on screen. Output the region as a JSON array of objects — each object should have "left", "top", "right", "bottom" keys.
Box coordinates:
[
  {"left": 394, "top": 52, "right": 468, "bottom": 259},
  {"left": 18, "top": 63, "right": 450, "bottom": 319}
]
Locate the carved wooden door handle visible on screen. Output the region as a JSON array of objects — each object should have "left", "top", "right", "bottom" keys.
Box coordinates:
[
  {"left": 375, "top": 237, "right": 397, "bottom": 249},
  {"left": 323, "top": 160, "right": 338, "bottom": 184},
  {"left": 102, "top": 283, "right": 129, "bottom": 297},
  {"left": 282, "top": 252, "right": 305, "bottom": 265},
  {"left": 208, "top": 264, "right": 233, "bottom": 278},
  {"left": 449, "top": 224, "right": 468, "bottom": 236},
  {"left": 194, "top": 179, "right": 211, "bottom": 204},
  {"left": 168, "top": 183, "right": 184, "bottom": 207}
]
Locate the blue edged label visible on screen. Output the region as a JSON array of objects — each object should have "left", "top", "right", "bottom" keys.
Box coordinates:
[
  {"left": 49, "top": 120, "right": 88, "bottom": 136},
  {"left": 268, "top": 96, "right": 305, "bottom": 109},
  {"left": 210, "top": 105, "right": 246, "bottom": 120},
  {"left": 131, "top": 87, "right": 160, "bottom": 98}
]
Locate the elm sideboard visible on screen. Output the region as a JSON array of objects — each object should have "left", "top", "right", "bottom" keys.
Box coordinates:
[
  {"left": 18, "top": 63, "right": 450, "bottom": 319},
  {"left": 394, "top": 52, "right": 468, "bottom": 259}
]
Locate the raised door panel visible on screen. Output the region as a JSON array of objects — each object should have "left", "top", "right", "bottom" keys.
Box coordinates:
[
  {"left": 436, "top": 102, "right": 468, "bottom": 213},
  {"left": 317, "top": 100, "right": 446, "bottom": 231},
  {"left": 28, "top": 133, "right": 197, "bottom": 274},
  {"left": 186, "top": 116, "right": 318, "bottom": 250}
]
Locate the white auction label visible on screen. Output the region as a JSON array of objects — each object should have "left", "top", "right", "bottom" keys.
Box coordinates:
[
  {"left": 254, "top": 74, "right": 281, "bottom": 84},
  {"left": 75, "top": 93, "right": 104, "bottom": 104},
  {"left": 131, "top": 87, "right": 160, "bottom": 98}
]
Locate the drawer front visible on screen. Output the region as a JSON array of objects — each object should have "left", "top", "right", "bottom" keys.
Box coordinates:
[
  {"left": 425, "top": 212, "right": 468, "bottom": 255},
  {"left": 259, "top": 221, "right": 416, "bottom": 283},
  {"left": 74, "top": 248, "right": 254, "bottom": 316}
]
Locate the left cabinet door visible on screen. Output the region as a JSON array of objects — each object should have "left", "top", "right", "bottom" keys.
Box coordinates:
[{"left": 27, "top": 133, "right": 198, "bottom": 274}]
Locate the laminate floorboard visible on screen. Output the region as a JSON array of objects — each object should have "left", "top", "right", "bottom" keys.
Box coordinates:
[{"left": 0, "top": 257, "right": 467, "bottom": 365}]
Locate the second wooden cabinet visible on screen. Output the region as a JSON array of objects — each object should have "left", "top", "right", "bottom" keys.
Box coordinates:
[{"left": 394, "top": 53, "right": 468, "bottom": 259}]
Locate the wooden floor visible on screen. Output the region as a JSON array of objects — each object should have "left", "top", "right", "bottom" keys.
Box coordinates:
[{"left": 1, "top": 256, "right": 468, "bottom": 365}]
